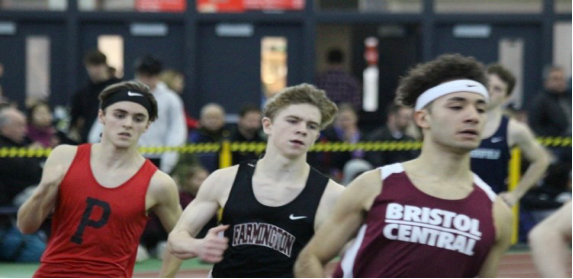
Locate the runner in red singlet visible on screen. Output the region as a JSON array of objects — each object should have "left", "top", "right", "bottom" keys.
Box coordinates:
[{"left": 17, "top": 81, "right": 183, "bottom": 277}]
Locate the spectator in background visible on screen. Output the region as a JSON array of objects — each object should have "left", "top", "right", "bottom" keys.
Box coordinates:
[
  {"left": 316, "top": 48, "right": 361, "bottom": 111},
  {"left": 159, "top": 69, "right": 199, "bottom": 130},
  {"left": 529, "top": 65, "right": 571, "bottom": 137},
  {"left": 134, "top": 55, "right": 187, "bottom": 174},
  {"left": 188, "top": 103, "right": 229, "bottom": 172},
  {"left": 364, "top": 103, "right": 417, "bottom": 167},
  {"left": 322, "top": 103, "right": 365, "bottom": 181},
  {"left": 89, "top": 55, "right": 187, "bottom": 175},
  {"left": 229, "top": 104, "right": 265, "bottom": 165},
  {"left": 0, "top": 107, "right": 46, "bottom": 263},
  {"left": 174, "top": 164, "right": 209, "bottom": 206},
  {"left": 0, "top": 107, "right": 43, "bottom": 207},
  {"left": 189, "top": 103, "right": 228, "bottom": 144},
  {"left": 70, "top": 49, "right": 120, "bottom": 143},
  {"left": 26, "top": 101, "right": 76, "bottom": 148}
]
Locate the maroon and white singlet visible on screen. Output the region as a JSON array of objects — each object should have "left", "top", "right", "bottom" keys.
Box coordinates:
[{"left": 334, "top": 163, "right": 497, "bottom": 277}]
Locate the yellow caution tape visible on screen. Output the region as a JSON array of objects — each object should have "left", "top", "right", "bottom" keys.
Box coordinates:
[{"left": 0, "top": 137, "right": 569, "bottom": 158}]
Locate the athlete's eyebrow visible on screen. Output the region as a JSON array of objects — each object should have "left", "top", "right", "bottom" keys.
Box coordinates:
[
  {"left": 445, "top": 96, "right": 469, "bottom": 103},
  {"left": 286, "top": 115, "right": 320, "bottom": 126},
  {"left": 446, "top": 96, "right": 486, "bottom": 105},
  {"left": 112, "top": 108, "right": 147, "bottom": 117},
  {"left": 112, "top": 108, "right": 128, "bottom": 113}
]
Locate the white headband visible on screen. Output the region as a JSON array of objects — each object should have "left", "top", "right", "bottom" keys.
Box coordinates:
[{"left": 414, "top": 79, "right": 489, "bottom": 111}]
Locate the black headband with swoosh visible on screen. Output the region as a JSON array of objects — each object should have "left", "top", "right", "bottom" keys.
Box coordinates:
[{"left": 101, "top": 88, "right": 153, "bottom": 117}]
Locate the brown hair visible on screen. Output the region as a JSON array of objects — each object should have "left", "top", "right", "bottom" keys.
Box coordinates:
[
  {"left": 263, "top": 83, "right": 338, "bottom": 129},
  {"left": 396, "top": 54, "right": 487, "bottom": 108},
  {"left": 84, "top": 49, "right": 107, "bottom": 66},
  {"left": 487, "top": 64, "right": 516, "bottom": 96},
  {"left": 99, "top": 80, "right": 159, "bottom": 122}
]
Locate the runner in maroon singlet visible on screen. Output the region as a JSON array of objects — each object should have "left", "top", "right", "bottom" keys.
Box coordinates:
[{"left": 295, "top": 54, "right": 513, "bottom": 277}]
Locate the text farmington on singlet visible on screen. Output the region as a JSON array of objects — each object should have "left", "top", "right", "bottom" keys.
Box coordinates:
[
  {"left": 384, "top": 203, "right": 482, "bottom": 256},
  {"left": 233, "top": 222, "right": 296, "bottom": 257}
]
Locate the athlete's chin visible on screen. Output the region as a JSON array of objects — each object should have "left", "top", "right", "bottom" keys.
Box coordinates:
[
  {"left": 113, "top": 140, "right": 134, "bottom": 149},
  {"left": 282, "top": 149, "right": 306, "bottom": 159},
  {"left": 453, "top": 142, "right": 480, "bottom": 152}
]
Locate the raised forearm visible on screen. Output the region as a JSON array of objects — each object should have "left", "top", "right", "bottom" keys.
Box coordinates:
[
  {"left": 168, "top": 229, "right": 200, "bottom": 260},
  {"left": 294, "top": 250, "right": 326, "bottom": 278}
]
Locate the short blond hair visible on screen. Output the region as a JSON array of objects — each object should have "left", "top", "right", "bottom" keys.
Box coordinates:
[{"left": 263, "top": 83, "right": 338, "bottom": 129}]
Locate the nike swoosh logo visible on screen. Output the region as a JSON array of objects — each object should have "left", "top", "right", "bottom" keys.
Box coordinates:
[
  {"left": 491, "top": 137, "right": 503, "bottom": 143},
  {"left": 467, "top": 84, "right": 477, "bottom": 87},
  {"left": 127, "top": 91, "right": 143, "bottom": 97},
  {"left": 289, "top": 214, "right": 307, "bottom": 220},
  {"left": 247, "top": 163, "right": 255, "bottom": 167}
]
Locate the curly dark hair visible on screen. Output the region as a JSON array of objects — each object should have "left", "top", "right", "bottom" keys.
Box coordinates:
[{"left": 396, "top": 54, "right": 487, "bottom": 108}]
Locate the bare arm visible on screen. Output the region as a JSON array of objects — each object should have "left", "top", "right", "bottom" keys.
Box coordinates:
[
  {"left": 502, "top": 120, "right": 550, "bottom": 206},
  {"left": 17, "top": 145, "right": 76, "bottom": 234},
  {"left": 313, "top": 180, "right": 345, "bottom": 230},
  {"left": 529, "top": 202, "right": 572, "bottom": 277},
  {"left": 147, "top": 172, "right": 184, "bottom": 277},
  {"left": 167, "top": 167, "right": 235, "bottom": 262},
  {"left": 477, "top": 197, "right": 513, "bottom": 277},
  {"left": 294, "top": 170, "right": 381, "bottom": 277}
]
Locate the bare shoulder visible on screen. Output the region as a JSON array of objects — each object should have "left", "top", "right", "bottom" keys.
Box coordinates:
[
  {"left": 353, "top": 168, "right": 382, "bottom": 185},
  {"left": 45, "top": 144, "right": 78, "bottom": 170},
  {"left": 149, "top": 170, "right": 178, "bottom": 194},
  {"left": 345, "top": 169, "right": 383, "bottom": 211},
  {"left": 508, "top": 118, "right": 535, "bottom": 144},
  {"left": 322, "top": 180, "right": 345, "bottom": 201},
  {"left": 507, "top": 118, "right": 528, "bottom": 133},
  {"left": 316, "top": 180, "right": 345, "bottom": 216},
  {"left": 319, "top": 169, "right": 382, "bottom": 211},
  {"left": 195, "top": 165, "right": 240, "bottom": 205},
  {"left": 492, "top": 197, "right": 513, "bottom": 236},
  {"left": 207, "top": 164, "right": 240, "bottom": 185},
  {"left": 349, "top": 169, "right": 383, "bottom": 194}
]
